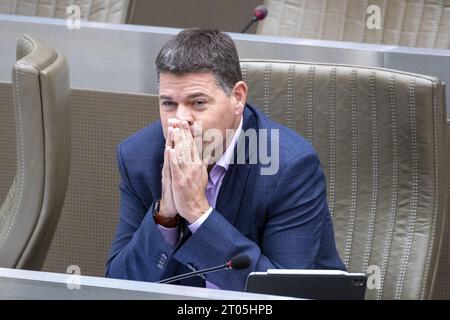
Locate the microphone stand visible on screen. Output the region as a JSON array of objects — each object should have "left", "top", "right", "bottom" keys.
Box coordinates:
[
  {"left": 241, "top": 17, "right": 257, "bottom": 33},
  {"left": 157, "top": 264, "right": 229, "bottom": 284}
]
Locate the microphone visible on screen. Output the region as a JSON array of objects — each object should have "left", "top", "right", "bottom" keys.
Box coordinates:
[
  {"left": 241, "top": 5, "right": 268, "bottom": 33},
  {"left": 157, "top": 254, "right": 251, "bottom": 284}
]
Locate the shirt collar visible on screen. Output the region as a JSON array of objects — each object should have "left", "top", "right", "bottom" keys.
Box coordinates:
[{"left": 215, "top": 116, "right": 243, "bottom": 171}]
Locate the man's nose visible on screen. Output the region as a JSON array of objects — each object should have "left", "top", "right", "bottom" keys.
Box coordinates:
[{"left": 175, "top": 105, "right": 194, "bottom": 125}]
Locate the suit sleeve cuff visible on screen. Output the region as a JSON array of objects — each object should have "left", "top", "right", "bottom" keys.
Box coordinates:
[{"left": 188, "top": 206, "right": 213, "bottom": 234}]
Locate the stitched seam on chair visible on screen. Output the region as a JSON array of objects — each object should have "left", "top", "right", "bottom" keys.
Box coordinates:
[
  {"left": 12, "top": 0, "right": 17, "bottom": 14},
  {"left": 339, "top": 0, "right": 349, "bottom": 41},
  {"left": 396, "top": 77, "right": 419, "bottom": 299},
  {"left": 328, "top": 67, "right": 337, "bottom": 219},
  {"left": 413, "top": 0, "right": 426, "bottom": 47},
  {"left": 377, "top": 73, "right": 398, "bottom": 300},
  {"left": 432, "top": 4, "right": 445, "bottom": 48},
  {"left": 105, "top": 0, "right": 113, "bottom": 22},
  {"left": 86, "top": 0, "right": 93, "bottom": 20},
  {"left": 32, "top": 0, "right": 38, "bottom": 16},
  {"left": 317, "top": 0, "right": 328, "bottom": 40},
  {"left": 344, "top": 69, "right": 358, "bottom": 266},
  {"left": 0, "top": 68, "right": 25, "bottom": 249},
  {"left": 278, "top": 0, "right": 288, "bottom": 35},
  {"left": 363, "top": 72, "right": 378, "bottom": 273},
  {"left": 420, "top": 80, "right": 440, "bottom": 299},
  {"left": 379, "top": 0, "right": 388, "bottom": 44},
  {"left": 263, "top": 64, "right": 271, "bottom": 117},
  {"left": 295, "top": 0, "right": 306, "bottom": 37},
  {"left": 51, "top": 0, "right": 57, "bottom": 18},
  {"left": 306, "top": 66, "right": 315, "bottom": 144},
  {"left": 397, "top": 0, "right": 408, "bottom": 45},
  {"left": 285, "top": 64, "right": 294, "bottom": 129},
  {"left": 70, "top": 0, "right": 76, "bottom": 18},
  {"left": 241, "top": 63, "right": 248, "bottom": 83},
  {"left": 360, "top": 0, "right": 369, "bottom": 42}
]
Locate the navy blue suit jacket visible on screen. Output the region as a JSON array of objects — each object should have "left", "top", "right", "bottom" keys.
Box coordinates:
[{"left": 106, "top": 103, "right": 345, "bottom": 291}]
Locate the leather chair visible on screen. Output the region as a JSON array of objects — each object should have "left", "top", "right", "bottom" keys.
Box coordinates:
[
  {"left": 257, "top": 0, "right": 450, "bottom": 49},
  {"left": 240, "top": 59, "right": 448, "bottom": 299},
  {"left": 0, "top": 35, "right": 71, "bottom": 270},
  {"left": 0, "top": 0, "right": 133, "bottom": 23}
]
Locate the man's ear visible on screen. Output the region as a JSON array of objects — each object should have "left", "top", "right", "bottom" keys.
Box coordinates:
[{"left": 232, "top": 81, "right": 248, "bottom": 116}]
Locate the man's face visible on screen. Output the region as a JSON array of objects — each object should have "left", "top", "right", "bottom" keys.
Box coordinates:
[{"left": 159, "top": 72, "right": 245, "bottom": 160}]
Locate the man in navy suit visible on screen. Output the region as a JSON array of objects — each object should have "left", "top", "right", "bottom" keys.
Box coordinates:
[{"left": 106, "top": 28, "right": 345, "bottom": 291}]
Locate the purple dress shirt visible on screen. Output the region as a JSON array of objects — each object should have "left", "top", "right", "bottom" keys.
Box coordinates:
[{"left": 157, "top": 117, "right": 243, "bottom": 289}]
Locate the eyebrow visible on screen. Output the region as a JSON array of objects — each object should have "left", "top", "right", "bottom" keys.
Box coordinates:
[
  {"left": 159, "top": 92, "right": 209, "bottom": 100},
  {"left": 187, "top": 92, "right": 209, "bottom": 99}
]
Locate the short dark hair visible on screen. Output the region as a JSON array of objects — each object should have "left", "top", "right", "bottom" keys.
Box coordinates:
[{"left": 155, "top": 28, "right": 242, "bottom": 95}]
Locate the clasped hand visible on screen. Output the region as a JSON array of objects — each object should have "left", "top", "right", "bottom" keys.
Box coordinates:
[{"left": 160, "top": 118, "right": 210, "bottom": 224}]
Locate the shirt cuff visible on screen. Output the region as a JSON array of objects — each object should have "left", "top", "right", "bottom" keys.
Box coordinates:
[
  {"left": 188, "top": 206, "right": 213, "bottom": 234},
  {"left": 157, "top": 225, "right": 179, "bottom": 247}
]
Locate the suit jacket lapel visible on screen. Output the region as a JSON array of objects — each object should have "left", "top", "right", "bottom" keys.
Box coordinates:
[
  {"left": 215, "top": 104, "right": 255, "bottom": 227},
  {"left": 215, "top": 163, "right": 250, "bottom": 227}
]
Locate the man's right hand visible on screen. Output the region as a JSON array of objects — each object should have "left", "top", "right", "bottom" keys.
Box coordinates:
[{"left": 160, "top": 125, "right": 178, "bottom": 218}]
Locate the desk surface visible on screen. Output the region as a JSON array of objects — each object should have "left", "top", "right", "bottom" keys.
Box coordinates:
[{"left": 0, "top": 268, "right": 292, "bottom": 300}]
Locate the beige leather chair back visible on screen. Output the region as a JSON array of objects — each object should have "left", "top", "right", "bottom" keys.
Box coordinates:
[
  {"left": 240, "top": 59, "right": 447, "bottom": 299},
  {"left": 257, "top": 0, "right": 450, "bottom": 49},
  {"left": 435, "top": 120, "right": 450, "bottom": 299},
  {"left": 0, "top": 35, "right": 70, "bottom": 270},
  {"left": 0, "top": 0, "right": 132, "bottom": 23}
]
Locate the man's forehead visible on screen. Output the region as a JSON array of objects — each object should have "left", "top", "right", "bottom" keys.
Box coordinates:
[
  {"left": 158, "top": 72, "right": 222, "bottom": 97},
  {"left": 159, "top": 71, "right": 216, "bottom": 82}
]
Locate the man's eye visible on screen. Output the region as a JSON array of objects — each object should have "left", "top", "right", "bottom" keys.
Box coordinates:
[
  {"left": 192, "top": 100, "right": 206, "bottom": 107},
  {"left": 161, "top": 101, "right": 176, "bottom": 107}
]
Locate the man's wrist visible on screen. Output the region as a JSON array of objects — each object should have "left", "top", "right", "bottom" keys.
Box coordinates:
[
  {"left": 153, "top": 200, "right": 180, "bottom": 228},
  {"left": 184, "top": 200, "right": 211, "bottom": 224},
  {"left": 154, "top": 212, "right": 180, "bottom": 228},
  {"left": 188, "top": 206, "right": 213, "bottom": 234}
]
